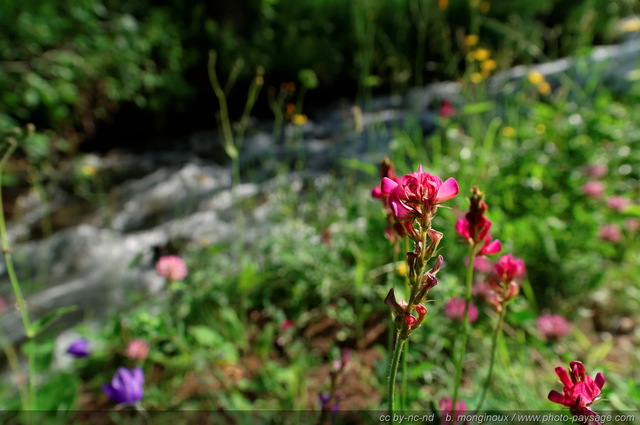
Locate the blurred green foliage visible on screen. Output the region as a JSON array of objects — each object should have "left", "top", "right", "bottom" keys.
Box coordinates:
[{"left": 1, "top": 0, "right": 638, "bottom": 147}]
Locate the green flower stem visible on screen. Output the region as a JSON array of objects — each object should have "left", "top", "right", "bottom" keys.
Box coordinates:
[
  {"left": 475, "top": 304, "right": 507, "bottom": 412},
  {"left": 401, "top": 338, "right": 409, "bottom": 409},
  {"left": 0, "top": 141, "right": 37, "bottom": 410},
  {"left": 0, "top": 332, "right": 28, "bottom": 410},
  {"left": 388, "top": 333, "right": 406, "bottom": 422},
  {"left": 451, "top": 245, "right": 477, "bottom": 410}
]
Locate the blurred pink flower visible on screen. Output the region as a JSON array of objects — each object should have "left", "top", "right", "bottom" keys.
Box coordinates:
[
  {"left": 548, "top": 361, "right": 605, "bottom": 420},
  {"left": 0, "top": 296, "right": 5, "bottom": 314},
  {"left": 439, "top": 397, "right": 468, "bottom": 425},
  {"left": 281, "top": 319, "right": 294, "bottom": 331},
  {"left": 155, "top": 255, "right": 188, "bottom": 281},
  {"left": 599, "top": 224, "right": 621, "bottom": 243},
  {"left": 537, "top": 314, "right": 571, "bottom": 341},
  {"left": 582, "top": 181, "right": 605, "bottom": 199},
  {"left": 444, "top": 297, "right": 478, "bottom": 323},
  {"left": 606, "top": 196, "right": 629, "bottom": 212},
  {"left": 439, "top": 100, "right": 456, "bottom": 118},
  {"left": 125, "top": 339, "right": 150, "bottom": 361},
  {"left": 583, "top": 164, "right": 608, "bottom": 179},
  {"left": 472, "top": 280, "right": 493, "bottom": 300},
  {"left": 473, "top": 256, "right": 492, "bottom": 273},
  {"left": 625, "top": 218, "right": 640, "bottom": 232}
]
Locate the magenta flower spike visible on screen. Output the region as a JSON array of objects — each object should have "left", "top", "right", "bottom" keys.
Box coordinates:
[
  {"left": 382, "top": 166, "right": 459, "bottom": 222},
  {"left": 493, "top": 254, "right": 526, "bottom": 283},
  {"left": 548, "top": 361, "right": 605, "bottom": 421},
  {"left": 155, "top": 255, "right": 188, "bottom": 281},
  {"left": 67, "top": 338, "right": 90, "bottom": 358},
  {"left": 102, "top": 366, "right": 145, "bottom": 405},
  {"left": 455, "top": 187, "right": 501, "bottom": 255}
]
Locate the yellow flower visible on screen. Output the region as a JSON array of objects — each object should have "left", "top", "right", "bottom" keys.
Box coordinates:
[
  {"left": 481, "top": 59, "right": 497, "bottom": 72},
  {"left": 537, "top": 81, "right": 551, "bottom": 95},
  {"left": 621, "top": 18, "right": 640, "bottom": 33},
  {"left": 81, "top": 165, "right": 97, "bottom": 176},
  {"left": 470, "top": 72, "right": 484, "bottom": 84},
  {"left": 502, "top": 126, "right": 516, "bottom": 137},
  {"left": 465, "top": 34, "right": 479, "bottom": 47},
  {"left": 479, "top": 1, "right": 490, "bottom": 13},
  {"left": 473, "top": 48, "right": 491, "bottom": 61},
  {"left": 396, "top": 262, "right": 408, "bottom": 277},
  {"left": 292, "top": 114, "right": 308, "bottom": 125},
  {"left": 470, "top": 0, "right": 481, "bottom": 7},
  {"left": 535, "top": 124, "right": 546, "bottom": 134},
  {"left": 527, "top": 70, "right": 545, "bottom": 86},
  {"left": 438, "top": 0, "right": 448, "bottom": 9}
]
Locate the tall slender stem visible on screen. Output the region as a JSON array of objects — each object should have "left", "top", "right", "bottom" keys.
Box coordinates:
[
  {"left": 451, "top": 245, "right": 476, "bottom": 409},
  {"left": 401, "top": 338, "right": 409, "bottom": 409},
  {"left": 387, "top": 333, "right": 406, "bottom": 422},
  {"left": 475, "top": 305, "right": 507, "bottom": 412},
  {"left": 0, "top": 141, "right": 37, "bottom": 410}
]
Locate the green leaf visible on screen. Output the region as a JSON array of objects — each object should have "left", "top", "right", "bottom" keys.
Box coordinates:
[
  {"left": 298, "top": 69, "right": 318, "bottom": 89},
  {"left": 30, "top": 306, "right": 77, "bottom": 336},
  {"left": 188, "top": 325, "right": 221, "bottom": 348}
]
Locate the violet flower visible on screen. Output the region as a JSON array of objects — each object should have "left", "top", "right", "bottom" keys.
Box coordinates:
[
  {"left": 102, "top": 366, "right": 144, "bottom": 405},
  {"left": 67, "top": 338, "right": 90, "bottom": 358}
]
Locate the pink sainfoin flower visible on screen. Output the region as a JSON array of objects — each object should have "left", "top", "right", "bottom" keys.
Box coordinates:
[
  {"left": 372, "top": 158, "right": 405, "bottom": 241},
  {"left": 155, "top": 255, "right": 188, "bottom": 281},
  {"left": 537, "top": 314, "right": 571, "bottom": 341},
  {"left": 493, "top": 254, "right": 526, "bottom": 282},
  {"left": 583, "top": 164, "right": 608, "bottom": 179},
  {"left": 485, "top": 254, "right": 526, "bottom": 311},
  {"left": 455, "top": 186, "right": 501, "bottom": 256},
  {"left": 439, "top": 397, "right": 468, "bottom": 425},
  {"left": 582, "top": 181, "right": 605, "bottom": 199},
  {"left": 444, "top": 297, "right": 478, "bottom": 323},
  {"left": 548, "top": 361, "right": 605, "bottom": 422},
  {"left": 472, "top": 256, "right": 492, "bottom": 273},
  {"left": 599, "top": 224, "right": 621, "bottom": 243},
  {"left": 606, "top": 196, "right": 629, "bottom": 212},
  {"left": 439, "top": 100, "right": 456, "bottom": 118},
  {"left": 380, "top": 165, "right": 459, "bottom": 238},
  {"left": 125, "top": 339, "right": 150, "bottom": 361}
]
